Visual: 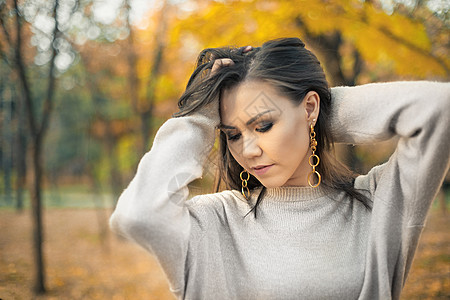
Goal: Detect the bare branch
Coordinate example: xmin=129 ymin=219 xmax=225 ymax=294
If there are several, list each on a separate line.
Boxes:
xmin=38 ymin=0 xmax=60 ymax=137
xmin=352 ymin=49 xmax=363 ymax=84
xmin=145 ymin=0 xmax=168 ymax=103
xmin=0 ymin=2 xmax=14 ymax=49
xmin=124 ymin=0 xmax=139 ymax=111
xmin=14 ymin=0 xmax=37 ymax=138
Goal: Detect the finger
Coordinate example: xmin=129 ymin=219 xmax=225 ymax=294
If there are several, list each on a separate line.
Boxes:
xmin=242 ymin=46 xmax=253 ymax=53
xmin=211 ymin=58 xmax=234 ymax=75
xmin=231 ymin=46 xmax=253 ymax=55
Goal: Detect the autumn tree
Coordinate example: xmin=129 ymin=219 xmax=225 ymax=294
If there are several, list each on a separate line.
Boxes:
xmin=123 ymin=0 xmax=170 ymax=154
xmin=72 ymin=1 xmax=183 ymax=196
xmin=0 ymin=0 xmax=81 ymax=293
xmin=169 ymin=0 xmax=448 ymax=83
xmin=78 ymin=47 xmax=130 ymax=200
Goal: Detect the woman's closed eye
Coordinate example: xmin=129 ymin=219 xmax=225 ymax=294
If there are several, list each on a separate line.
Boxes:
xmin=227 ymin=133 xmax=241 ymax=141
xmin=227 ymin=122 xmax=274 ymax=141
xmin=256 ymin=122 xmax=273 ymax=133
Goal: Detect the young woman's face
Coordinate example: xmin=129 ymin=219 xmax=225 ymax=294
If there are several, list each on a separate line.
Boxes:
xmin=220 ymin=80 xmax=320 ymax=188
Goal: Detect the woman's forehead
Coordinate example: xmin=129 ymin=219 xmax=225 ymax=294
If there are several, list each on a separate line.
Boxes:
xmin=220 ymin=80 xmax=287 ymax=124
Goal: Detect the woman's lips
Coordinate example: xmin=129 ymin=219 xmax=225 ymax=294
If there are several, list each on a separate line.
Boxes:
xmin=251 ymin=164 xmax=274 ymax=176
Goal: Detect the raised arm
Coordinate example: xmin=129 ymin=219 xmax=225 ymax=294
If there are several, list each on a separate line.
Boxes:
xmin=330 ymin=81 xmax=449 ymax=222
xmin=330 ymin=81 xmax=450 ymax=298
xmin=109 ymin=100 xmax=219 ymax=295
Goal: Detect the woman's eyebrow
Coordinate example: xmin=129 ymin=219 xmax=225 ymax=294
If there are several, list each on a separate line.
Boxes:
xmin=219 ymin=109 xmax=275 ymax=129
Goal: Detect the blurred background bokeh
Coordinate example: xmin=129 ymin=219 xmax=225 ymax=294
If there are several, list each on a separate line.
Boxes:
xmin=0 ymin=0 xmax=449 ymax=298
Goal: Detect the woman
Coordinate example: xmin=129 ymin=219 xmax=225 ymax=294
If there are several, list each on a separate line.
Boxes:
xmin=110 ymin=38 xmax=450 ymax=299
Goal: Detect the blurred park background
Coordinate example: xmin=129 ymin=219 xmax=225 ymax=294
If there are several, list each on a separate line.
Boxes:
xmin=0 ymin=0 xmax=449 ymax=298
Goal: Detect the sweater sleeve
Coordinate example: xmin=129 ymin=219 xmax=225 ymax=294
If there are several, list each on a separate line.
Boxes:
xmin=330 ymin=81 xmax=450 ymax=224
xmin=109 ymin=100 xmax=219 ymax=296
xmin=330 ymin=81 xmax=450 ymax=298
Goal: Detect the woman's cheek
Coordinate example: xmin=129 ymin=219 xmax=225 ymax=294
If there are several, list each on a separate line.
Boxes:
xmin=228 ymin=146 xmax=245 ymax=168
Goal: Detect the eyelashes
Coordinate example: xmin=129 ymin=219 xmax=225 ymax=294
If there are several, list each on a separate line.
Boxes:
xmin=227 ymin=134 xmax=240 ymax=141
xmin=256 ymin=122 xmax=273 ymax=133
xmin=227 ymin=122 xmax=274 ymax=141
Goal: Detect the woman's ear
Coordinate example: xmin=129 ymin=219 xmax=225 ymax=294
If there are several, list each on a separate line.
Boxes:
xmin=303 ymin=91 xmax=320 ymax=124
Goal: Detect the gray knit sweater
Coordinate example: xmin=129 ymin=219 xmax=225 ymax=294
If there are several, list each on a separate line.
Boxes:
xmin=110 ymin=81 xmax=450 ymax=300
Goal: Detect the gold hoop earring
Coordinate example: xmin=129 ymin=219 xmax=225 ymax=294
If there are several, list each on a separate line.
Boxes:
xmin=240 ymin=170 xmax=250 ymax=200
xmin=307 ymin=122 xmax=321 ymax=188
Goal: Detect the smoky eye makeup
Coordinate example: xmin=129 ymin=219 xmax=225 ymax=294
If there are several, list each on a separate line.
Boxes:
xmin=224 ymin=120 xmax=275 ymax=142
xmin=220 ymin=128 xmax=238 ymax=141
xmin=220 ymin=112 xmax=278 ymax=141
xmin=227 ymin=133 xmax=241 ymax=141
xmin=256 ymin=122 xmax=273 ymax=132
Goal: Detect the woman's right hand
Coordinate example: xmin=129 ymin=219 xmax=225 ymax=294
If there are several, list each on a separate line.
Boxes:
xmin=210 ymin=46 xmax=253 ymax=75
xmin=196 ymin=46 xmax=253 ymax=123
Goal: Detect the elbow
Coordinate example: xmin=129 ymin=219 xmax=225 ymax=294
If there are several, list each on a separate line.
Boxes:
xmin=109 ymin=212 xmax=156 ymax=254
xmin=430 ymin=82 xmax=450 ymax=118
xmin=109 ymin=211 xmax=143 ymax=239
xmin=109 ymin=211 xmax=128 ymax=237
xmin=415 ymin=82 xmax=450 ymax=132
xmin=429 ymin=92 xmax=450 ymax=133
xmin=109 ymin=186 xmax=150 ymax=238
xmin=109 ymin=192 xmax=166 ymax=240
xmin=109 ymin=208 xmax=162 ymax=243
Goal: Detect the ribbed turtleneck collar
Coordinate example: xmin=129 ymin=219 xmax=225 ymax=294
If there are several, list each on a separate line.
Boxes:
xmin=263 ymin=185 xmax=328 ymax=202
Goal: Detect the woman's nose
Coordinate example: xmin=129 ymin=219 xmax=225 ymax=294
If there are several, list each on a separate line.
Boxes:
xmin=242 ymin=133 xmax=262 ymax=158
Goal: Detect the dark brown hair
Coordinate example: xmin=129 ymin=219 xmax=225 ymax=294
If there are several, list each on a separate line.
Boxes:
xmin=173 ymin=37 xmax=371 ymax=217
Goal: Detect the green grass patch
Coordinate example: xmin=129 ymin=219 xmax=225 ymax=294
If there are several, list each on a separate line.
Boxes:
xmin=0 ymin=186 xmax=116 ymax=209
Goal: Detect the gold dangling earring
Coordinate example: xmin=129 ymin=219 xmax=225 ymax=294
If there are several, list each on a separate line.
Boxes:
xmin=307 ymin=120 xmax=321 ymax=188
xmin=240 ymin=170 xmax=250 ymax=200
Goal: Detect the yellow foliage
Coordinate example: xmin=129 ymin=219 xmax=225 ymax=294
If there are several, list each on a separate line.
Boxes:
xmin=155 ymin=74 xmax=178 ymax=104
xmin=117 ymin=134 xmax=139 ymax=172
xmin=168 ymin=0 xmax=448 ymax=80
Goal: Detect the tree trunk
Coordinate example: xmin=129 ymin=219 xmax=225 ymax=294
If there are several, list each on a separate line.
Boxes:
xmin=1 ymin=83 xmax=13 ymax=206
xmin=15 ymin=89 xmax=27 ymax=212
xmin=105 ymin=120 xmax=122 ymax=202
xmin=88 ymin=167 xmax=111 ymax=253
xmin=31 ymin=135 xmax=46 ymax=294
xmin=10 ymin=0 xmax=60 ymax=294
xmin=141 ymin=104 xmax=153 ymax=152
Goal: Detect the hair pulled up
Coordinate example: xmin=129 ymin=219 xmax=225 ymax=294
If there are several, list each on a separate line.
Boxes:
xmin=173 ymin=37 xmax=371 ymax=217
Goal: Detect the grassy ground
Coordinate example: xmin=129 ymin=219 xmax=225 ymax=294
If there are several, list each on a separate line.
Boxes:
xmin=0 ymin=208 xmax=174 ymax=300
xmin=0 ymin=204 xmax=448 ymax=299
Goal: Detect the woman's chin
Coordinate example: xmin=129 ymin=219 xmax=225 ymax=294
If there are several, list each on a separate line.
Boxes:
xmin=260 ymin=178 xmax=286 ymax=189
